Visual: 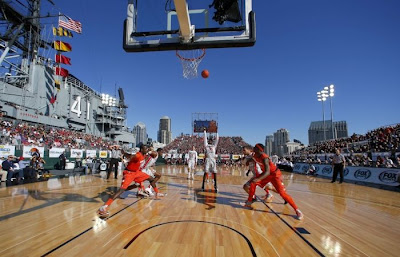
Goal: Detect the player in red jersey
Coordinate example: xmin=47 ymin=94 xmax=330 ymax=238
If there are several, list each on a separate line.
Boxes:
xmin=97 ymin=145 xmax=161 ymax=218
xmin=241 ymin=143 xmax=304 ymax=220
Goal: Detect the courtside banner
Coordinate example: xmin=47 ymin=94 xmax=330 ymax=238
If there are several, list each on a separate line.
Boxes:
xmin=0 ymin=145 xmax=15 ymax=158
xmin=70 ymin=149 xmax=84 ymax=158
xmin=49 ymin=147 xmax=65 ymax=158
xmin=294 ymin=163 xmax=400 ymax=186
xmin=99 ymin=151 xmax=108 ymax=158
xmin=293 ymin=163 xmax=304 ymax=173
xmin=86 ymin=149 xmax=97 ymax=158
xmin=219 ymin=154 xmax=230 ymax=160
xmin=232 ymin=155 xmax=241 ymax=160
xmin=23 ymin=146 xmax=45 ymax=158
xmin=198 ymin=153 xmax=205 ymax=159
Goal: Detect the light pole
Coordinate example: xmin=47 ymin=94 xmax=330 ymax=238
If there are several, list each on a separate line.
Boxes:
xmin=317 ymin=90 xmax=327 ymax=141
xmin=328 ymin=85 xmax=335 ymax=139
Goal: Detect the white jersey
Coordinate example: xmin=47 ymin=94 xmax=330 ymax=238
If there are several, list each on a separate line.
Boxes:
xmin=246 ymin=155 xmax=263 ymax=176
xmin=204 ymin=131 xmax=219 ymax=160
xmin=188 ymin=150 xmax=198 ymax=170
xmin=141 ymin=154 xmax=157 ymax=177
xmin=188 ymin=150 xmax=198 ymax=162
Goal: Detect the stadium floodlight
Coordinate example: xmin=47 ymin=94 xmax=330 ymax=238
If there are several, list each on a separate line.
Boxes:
xmin=101 ymin=94 xmax=117 ymax=107
xmin=317 ymin=90 xmax=327 ymax=141
xmin=317 ymin=84 xmax=336 ymax=141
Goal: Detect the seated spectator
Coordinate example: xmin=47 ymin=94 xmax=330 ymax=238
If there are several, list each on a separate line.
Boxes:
xmin=306 ymin=163 xmax=316 ymax=176
xmin=75 ymin=154 xmax=82 ymax=168
xmin=36 ymin=157 xmax=50 ymax=178
xmin=1 ymin=155 xmax=16 ymax=183
xmin=85 ymin=157 xmax=93 ymax=174
xmin=384 ymin=156 xmax=395 ymax=168
xmin=0 ymin=157 xmax=7 ymax=183
xmin=7 ymin=156 xmax=24 ymax=183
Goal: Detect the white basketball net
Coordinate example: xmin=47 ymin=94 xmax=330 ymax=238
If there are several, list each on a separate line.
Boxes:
xmin=176 ymin=49 xmax=206 ymax=79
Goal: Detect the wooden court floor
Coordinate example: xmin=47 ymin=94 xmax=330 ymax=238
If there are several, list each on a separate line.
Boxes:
xmin=0 ymin=165 xmax=399 ymax=257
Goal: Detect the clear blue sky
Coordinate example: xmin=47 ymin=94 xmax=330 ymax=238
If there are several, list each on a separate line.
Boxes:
xmin=39 ymin=0 xmax=400 ymax=145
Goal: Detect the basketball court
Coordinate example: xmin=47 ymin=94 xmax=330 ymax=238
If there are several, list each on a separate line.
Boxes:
xmin=0 ymin=165 xmax=399 ymax=256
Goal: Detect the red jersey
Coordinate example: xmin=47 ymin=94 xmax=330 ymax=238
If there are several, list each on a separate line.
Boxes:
xmin=126 ymin=152 xmax=145 ymax=172
xmin=253 ymin=153 xmax=278 ymax=174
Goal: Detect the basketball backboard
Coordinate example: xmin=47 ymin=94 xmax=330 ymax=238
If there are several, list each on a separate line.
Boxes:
xmin=123 ymin=0 xmax=255 ymax=52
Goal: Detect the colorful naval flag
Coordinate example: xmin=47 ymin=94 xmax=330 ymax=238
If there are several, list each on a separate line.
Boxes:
xmin=55 ymin=67 xmax=69 ymax=77
xmin=55 ymin=80 xmax=61 ymax=91
xmin=55 ymin=54 xmax=71 ymax=65
xmin=59 ymin=14 xmax=82 ymax=34
xmin=50 ymin=94 xmax=57 ymax=104
xmin=53 ymin=41 xmax=72 ymax=52
xmin=52 ymin=27 xmax=73 ymax=37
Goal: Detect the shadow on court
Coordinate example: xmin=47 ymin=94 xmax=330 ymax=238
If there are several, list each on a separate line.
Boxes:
xmin=0 ymin=187 xmax=118 ymax=222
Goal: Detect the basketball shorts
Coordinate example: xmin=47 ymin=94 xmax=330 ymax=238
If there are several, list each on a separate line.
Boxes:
xmin=188 ymin=160 xmax=196 ymax=170
xmin=205 ymin=159 xmax=217 ymax=173
xmin=121 ymin=170 xmax=150 ymax=190
xmin=142 ymin=168 xmax=156 ymax=178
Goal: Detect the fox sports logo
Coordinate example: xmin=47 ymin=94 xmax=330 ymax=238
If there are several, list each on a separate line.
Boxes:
xmin=322 ymin=166 xmax=332 ymax=174
xmin=354 ymin=169 xmax=371 ymax=180
xmin=379 ymin=171 xmax=398 ymax=183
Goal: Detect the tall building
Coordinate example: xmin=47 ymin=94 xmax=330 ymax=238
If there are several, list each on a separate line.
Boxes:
xmin=273 ymin=129 xmax=289 ymax=156
xmin=286 ymin=142 xmax=302 ymax=154
xmin=158 ymin=116 xmax=172 ymax=145
xmin=308 ymin=120 xmax=348 ymax=145
xmin=265 ymin=135 xmax=274 ymax=156
xmin=133 ymin=122 xmax=147 ymax=146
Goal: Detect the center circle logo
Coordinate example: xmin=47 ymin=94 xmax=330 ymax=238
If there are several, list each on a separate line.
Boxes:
xmin=354 ymin=169 xmax=371 ymax=180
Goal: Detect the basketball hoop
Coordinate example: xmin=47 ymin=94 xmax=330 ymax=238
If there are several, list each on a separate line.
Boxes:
xmin=176 ymin=49 xmax=206 ymax=79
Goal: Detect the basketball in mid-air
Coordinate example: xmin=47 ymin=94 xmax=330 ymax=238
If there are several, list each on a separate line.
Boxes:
xmin=201 ymin=70 xmax=209 ymax=79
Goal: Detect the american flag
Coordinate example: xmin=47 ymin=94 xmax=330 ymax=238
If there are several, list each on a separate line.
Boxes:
xmin=58 ymin=14 xmax=82 ymax=34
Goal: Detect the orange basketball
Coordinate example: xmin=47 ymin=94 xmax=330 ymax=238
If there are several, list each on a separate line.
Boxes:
xmin=201 ymin=70 xmax=209 ymax=78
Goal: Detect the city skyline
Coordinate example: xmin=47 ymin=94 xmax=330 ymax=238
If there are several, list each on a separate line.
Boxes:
xmin=39 ymin=0 xmax=400 ymax=146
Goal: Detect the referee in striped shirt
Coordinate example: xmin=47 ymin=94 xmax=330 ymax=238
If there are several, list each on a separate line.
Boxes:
xmin=107 ymin=146 xmax=121 ymax=179
xmin=331 ymin=148 xmax=346 ymax=184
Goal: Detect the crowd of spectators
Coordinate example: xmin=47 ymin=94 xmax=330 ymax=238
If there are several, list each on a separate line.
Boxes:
xmin=287 ymin=151 xmax=400 ymax=169
xmin=293 ymin=124 xmax=400 ymax=155
xmin=162 ymin=134 xmax=251 ymax=155
xmin=0 ymin=119 xmax=115 ymax=150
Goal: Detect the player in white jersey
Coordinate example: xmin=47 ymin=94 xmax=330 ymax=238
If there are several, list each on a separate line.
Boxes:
xmin=141 ymin=148 xmax=165 ymax=197
xmin=187 ymin=146 xmax=198 ymax=180
xmin=202 ymin=129 xmax=219 ymax=192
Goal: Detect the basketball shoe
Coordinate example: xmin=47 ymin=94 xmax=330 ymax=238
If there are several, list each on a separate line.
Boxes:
xmin=264 ymin=193 xmax=274 ymax=203
xmin=295 ymin=209 xmax=304 ymax=220
xmin=97 ymin=205 xmax=109 ymax=218
xmin=145 ymin=187 xmax=155 ymax=196
xmin=239 ymin=201 xmax=253 ymax=209
xmin=137 ymin=189 xmax=149 ymax=198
